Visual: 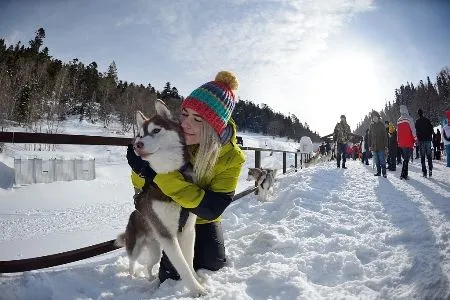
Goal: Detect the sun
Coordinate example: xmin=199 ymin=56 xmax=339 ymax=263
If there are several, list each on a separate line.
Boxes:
xmin=316 ymin=52 xmax=378 ymax=97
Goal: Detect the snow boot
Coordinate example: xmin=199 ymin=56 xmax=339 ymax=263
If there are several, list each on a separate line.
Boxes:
xmin=400 ymin=162 xmax=409 ymax=180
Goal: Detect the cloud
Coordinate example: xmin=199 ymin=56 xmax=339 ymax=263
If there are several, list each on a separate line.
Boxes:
xmin=109 ymin=0 xmax=376 ymax=134
xmin=4 ymin=30 xmax=21 ymax=46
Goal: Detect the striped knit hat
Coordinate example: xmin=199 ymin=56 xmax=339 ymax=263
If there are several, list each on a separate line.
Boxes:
xmin=181 ymin=71 xmax=239 ymax=135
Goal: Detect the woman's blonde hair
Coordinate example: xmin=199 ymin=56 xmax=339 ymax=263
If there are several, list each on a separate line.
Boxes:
xmin=191 ymin=121 xmax=221 ymax=184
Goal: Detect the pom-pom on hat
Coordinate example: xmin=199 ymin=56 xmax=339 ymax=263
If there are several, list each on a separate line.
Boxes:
xmin=181 ymin=71 xmax=239 ymax=135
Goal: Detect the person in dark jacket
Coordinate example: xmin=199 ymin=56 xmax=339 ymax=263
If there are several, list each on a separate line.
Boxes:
xmin=319 ymin=142 xmax=326 ymax=155
xmin=433 ymin=128 xmax=442 ymax=159
xmin=325 ymin=140 xmax=331 ymax=156
xmin=362 ymin=129 xmax=370 ymax=165
xmin=415 ymin=109 xmax=434 ymax=177
xmin=387 ymin=122 xmax=398 ymax=171
xmin=396 ymin=146 xmax=402 ymax=165
xmin=333 ymin=115 xmax=351 ymax=169
xmin=369 ymin=111 xmax=388 ymax=177
xmin=384 ymin=121 xmax=391 ymax=168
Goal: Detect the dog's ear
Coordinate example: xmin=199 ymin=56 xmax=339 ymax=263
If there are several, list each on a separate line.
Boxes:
xmin=155 ymin=99 xmax=172 ymax=119
xmin=136 ymin=111 xmax=147 ymax=128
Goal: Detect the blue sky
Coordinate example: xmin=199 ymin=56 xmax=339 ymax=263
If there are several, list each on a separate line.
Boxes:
xmin=1 ymin=0 xmax=449 ymax=136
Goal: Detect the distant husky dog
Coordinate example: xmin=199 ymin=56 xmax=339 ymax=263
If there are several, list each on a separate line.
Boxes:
xmin=246 ymin=167 xmax=277 ymax=202
xmin=304 ymin=151 xmax=330 ymax=168
xmin=115 ymin=100 xmax=206 ymax=296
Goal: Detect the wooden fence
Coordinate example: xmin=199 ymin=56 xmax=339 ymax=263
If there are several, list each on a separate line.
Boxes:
xmin=0 ymin=132 xmax=310 ymax=273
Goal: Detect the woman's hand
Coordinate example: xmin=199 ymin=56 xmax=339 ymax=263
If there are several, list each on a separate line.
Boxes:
xmin=126 ymin=144 xmax=157 ymax=180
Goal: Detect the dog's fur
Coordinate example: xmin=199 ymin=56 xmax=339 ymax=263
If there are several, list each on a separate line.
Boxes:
xmin=303 ymin=151 xmax=332 ymax=168
xmin=246 ymin=168 xmax=276 ymax=202
xmin=115 ymin=100 xmax=206 ymax=296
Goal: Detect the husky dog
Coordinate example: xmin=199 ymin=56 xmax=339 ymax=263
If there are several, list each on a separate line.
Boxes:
xmin=115 ymin=100 xmax=206 ymax=296
xmin=246 ymin=168 xmax=276 ymax=202
xmin=303 ymin=151 xmax=332 ymax=168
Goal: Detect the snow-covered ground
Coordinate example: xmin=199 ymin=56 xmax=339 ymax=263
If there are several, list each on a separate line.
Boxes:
xmin=1 ymin=119 xmax=449 ymax=300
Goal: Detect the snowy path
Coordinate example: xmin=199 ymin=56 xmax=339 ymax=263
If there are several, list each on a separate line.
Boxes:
xmin=1 ymin=159 xmax=450 ymax=299
xmin=224 ymin=160 xmax=450 ymax=299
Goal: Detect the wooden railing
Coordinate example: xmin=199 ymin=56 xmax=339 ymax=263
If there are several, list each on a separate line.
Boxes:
xmin=0 ymin=132 xmax=310 ymax=273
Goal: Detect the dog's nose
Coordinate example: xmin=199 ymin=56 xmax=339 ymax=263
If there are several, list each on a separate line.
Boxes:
xmin=134 ymin=141 xmax=144 ymax=149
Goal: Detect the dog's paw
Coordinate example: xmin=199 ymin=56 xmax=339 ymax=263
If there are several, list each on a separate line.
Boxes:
xmin=147 ymin=274 xmax=157 ymax=282
xmin=195 ymin=273 xmax=206 ymax=284
xmin=190 ymin=286 xmax=207 ymax=297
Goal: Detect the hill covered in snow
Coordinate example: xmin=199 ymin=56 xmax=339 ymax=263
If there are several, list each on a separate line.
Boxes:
xmin=1 ymin=118 xmax=449 ymax=299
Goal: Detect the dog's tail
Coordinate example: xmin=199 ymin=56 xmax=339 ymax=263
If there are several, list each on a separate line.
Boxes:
xmin=114 ymin=233 xmax=126 ymax=247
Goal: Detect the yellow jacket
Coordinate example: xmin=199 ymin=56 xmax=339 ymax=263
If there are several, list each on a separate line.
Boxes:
xmin=131 ymin=120 xmax=245 ymax=224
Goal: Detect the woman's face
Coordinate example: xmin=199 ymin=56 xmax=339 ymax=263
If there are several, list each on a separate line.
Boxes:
xmin=180 ymin=107 xmax=202 ymax=145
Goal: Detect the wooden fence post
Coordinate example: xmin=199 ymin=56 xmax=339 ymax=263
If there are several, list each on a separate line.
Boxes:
xmin=294 ymin=153 xmax=297 ymax=172
xmin=255 ymin=150 xmax=261 ymax=168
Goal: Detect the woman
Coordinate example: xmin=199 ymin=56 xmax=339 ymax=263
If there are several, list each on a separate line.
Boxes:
xmin=127 ymin=71 xmax=246 ymax=282
xmin=397 ymin=105 xmax=417 ymax=179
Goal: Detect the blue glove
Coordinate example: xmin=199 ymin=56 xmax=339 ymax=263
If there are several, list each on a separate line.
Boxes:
xmin=126 ymin=144 xmax=157 ymax=181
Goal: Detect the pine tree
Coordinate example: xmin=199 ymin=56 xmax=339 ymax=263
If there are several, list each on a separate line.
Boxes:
xmin=29 ymin=28 xmax=45 ymax=54
xmin=14 ymin=85 xmax=31 ymax=123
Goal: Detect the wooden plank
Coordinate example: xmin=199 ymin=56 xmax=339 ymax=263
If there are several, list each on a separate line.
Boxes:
xmin=0 ymin=240 xmax=121 ymax=273
xmin=0 ymin=186 xmax=258 ymax=273
xmin=0 ymin=132 xmax=132 ymax=146
xmin=0 ymin=132 xmax=301 ymax=153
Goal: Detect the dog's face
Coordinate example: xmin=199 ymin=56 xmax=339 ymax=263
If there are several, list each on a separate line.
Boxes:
xmin=266 ymin=169 xmax=277 ymax=178
xmin=247 ymin=167 xmax=262 ymax=181
xmin=133 ymin=100 xmax=187 ymax=173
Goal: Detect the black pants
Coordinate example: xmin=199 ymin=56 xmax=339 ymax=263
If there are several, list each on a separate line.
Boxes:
xmin=397 ymin=148 xmax=402 ymax=164
xmin=388 ymin=149 xmax=397 ymax=170
xmin=418 ymin=141 xmax=433 ymax=174
xmin=158 ymin=221 xmax=226 ymax=283
xmin=336 ymin=143 xmax=347 ymax=167
xmin=401 ymin=147 xmax=412 ymax=177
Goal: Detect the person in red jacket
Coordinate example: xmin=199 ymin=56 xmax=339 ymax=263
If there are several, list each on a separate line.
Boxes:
xmin=397 ymin=105 xmax=417 ymax=179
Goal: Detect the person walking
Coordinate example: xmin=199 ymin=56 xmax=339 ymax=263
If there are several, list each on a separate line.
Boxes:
xmin=369 ymin=111 xmax=388 ymax=177
xmin=387 ymin=122 xmax=398 ymax=171
xmin=333 ymin=115 xmax=351 ymax=169
xmin=362 ymin=129 xmax=370 ymax=165
xmin=325 ymin=140 xmax=331 ymax=156
xmin=397 ymin=105 xmax=417 ymax=179
xmin=433 ymin=128 xmax=442 ymax=160
xmin=443 ymin=108 xmax=450 ymax=167
xmin=415 ymin=109 xmax=434 ymax=177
